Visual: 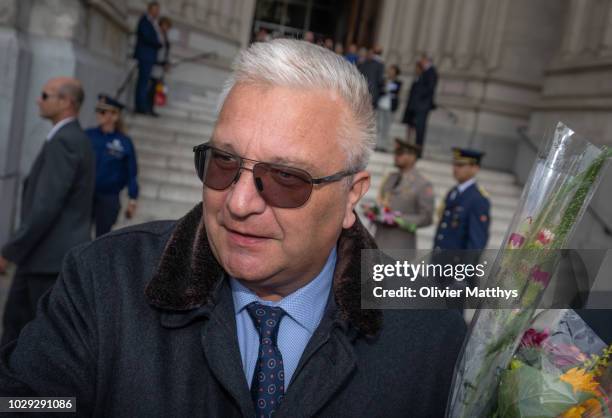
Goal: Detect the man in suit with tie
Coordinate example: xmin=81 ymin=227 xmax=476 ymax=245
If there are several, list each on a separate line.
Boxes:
xmin=0 ymin=77 xmax=95 ymax=344
xmin=0 ymin=41 xmax=465 ymax=416
xmin=133 ymin=1 xmax=162 ymax=115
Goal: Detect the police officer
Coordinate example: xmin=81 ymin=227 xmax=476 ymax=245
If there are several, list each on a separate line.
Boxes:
xmin=434 ymin=148 xmax=490 ymax=250
xmin=375 ymin=139 xmax=434 ymax=250
xmin=86 ymin=95 xmax=139 ymax=237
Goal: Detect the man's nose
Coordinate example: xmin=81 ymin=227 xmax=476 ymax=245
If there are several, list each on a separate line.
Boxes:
xmin=225 ymin=167 xmax=267 ymax=218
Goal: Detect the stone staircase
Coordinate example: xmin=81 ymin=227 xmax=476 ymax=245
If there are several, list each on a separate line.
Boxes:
xmin=120 ymin=93 xmax=522 ymax=250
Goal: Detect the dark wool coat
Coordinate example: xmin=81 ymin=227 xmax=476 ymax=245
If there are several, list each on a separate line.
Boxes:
xmin=0 ymin=204 xmax=465 ymax=417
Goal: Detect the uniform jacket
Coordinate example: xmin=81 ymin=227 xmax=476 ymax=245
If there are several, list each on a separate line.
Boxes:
xmin=434 ymin=182 xmax=490 ymax=250
xmin=375 ymin=168 xmax=434 ymax=250
xmin=133 ymin=14 xmax=162 ymax=63
xmin=0 ymin=204 xmax=466 ymax=417
xmin=1 ymin=120 xmax=95 ymax=274
xmin=86 ymin=127 xmax=139 ymax=199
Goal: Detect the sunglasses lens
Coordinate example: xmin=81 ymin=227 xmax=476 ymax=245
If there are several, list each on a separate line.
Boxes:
xmin=253 ymin=164 xmax=312 ymax=208
xmin=195 ymin=147 xmax=240 ymax=190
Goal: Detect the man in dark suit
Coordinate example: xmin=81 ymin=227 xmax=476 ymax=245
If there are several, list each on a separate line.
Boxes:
xmin=0 ymin=77 xmax=95 ymax=344
xmin=133 ymin=1 xmax=162 ymax=115
xmin=0 ymin=41 xmax=464 ymax=416
xmin=402 ymin=55 xmax=438 ymax=157
xmin=357 ymin=47 xmax=385 ymax=109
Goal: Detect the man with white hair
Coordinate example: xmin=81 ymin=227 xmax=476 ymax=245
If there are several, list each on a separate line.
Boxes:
xmin=0 ymin=40 xmax=465 ymax=416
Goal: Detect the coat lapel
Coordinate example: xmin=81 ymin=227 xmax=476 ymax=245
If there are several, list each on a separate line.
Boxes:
xmin=200 ymin=281 xmax=254 ymax=417
xmin=277 ymin=297 xmax=357 ymax=417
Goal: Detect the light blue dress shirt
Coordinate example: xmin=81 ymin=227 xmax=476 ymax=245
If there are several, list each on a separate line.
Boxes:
xmin=230 ymin=247 xmax=336 ymax=389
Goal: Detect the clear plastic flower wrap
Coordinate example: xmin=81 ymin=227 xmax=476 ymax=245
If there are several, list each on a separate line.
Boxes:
xmin=446 ymin=122 xmax=612 ymax=418
xmin=495 ymin=310 xmax=611 ymax=418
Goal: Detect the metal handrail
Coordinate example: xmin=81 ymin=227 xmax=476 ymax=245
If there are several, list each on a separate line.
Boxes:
xmin=114 ymin=51 xmax=218 ymax=99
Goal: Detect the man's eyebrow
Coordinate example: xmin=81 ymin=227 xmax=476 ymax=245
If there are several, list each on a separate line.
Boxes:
xmin=267 ymin=156 xmax=318 ymax=173
xmin=210 ymin=140 xmax=319 ymax=173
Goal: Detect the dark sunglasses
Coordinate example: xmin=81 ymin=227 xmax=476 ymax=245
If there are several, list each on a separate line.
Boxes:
xmin=41 ymin=91 xmax=59 ymax=101
xmin=95 ymin=108 xmax=117 ymax=115
xmin=193 ymin=144 xmax=358 ymax=208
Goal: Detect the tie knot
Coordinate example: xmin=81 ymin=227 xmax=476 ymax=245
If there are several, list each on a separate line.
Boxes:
xmin=246 ymin=302 xmax=286 ymax=344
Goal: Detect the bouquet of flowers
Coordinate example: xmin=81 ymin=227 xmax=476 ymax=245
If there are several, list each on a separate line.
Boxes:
xmin=361 ymin=202 xmax=417 ymax=232
xmin=495 ymin=310 xmax=612 ymax=418
xmin=447 ymin=122 xmax=612 ymax=417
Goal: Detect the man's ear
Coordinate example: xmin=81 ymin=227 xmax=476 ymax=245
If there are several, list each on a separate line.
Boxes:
xmin=342 ymin=171 xmax=370 ymax=229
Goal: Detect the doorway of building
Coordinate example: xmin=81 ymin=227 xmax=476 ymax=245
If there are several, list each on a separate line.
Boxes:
xmin=252 ymin=0 xmax=381 ymax=48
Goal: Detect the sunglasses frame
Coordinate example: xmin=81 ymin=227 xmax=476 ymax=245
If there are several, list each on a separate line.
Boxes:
xmin=41 ymin=91 xmax=61 ymax=101
xmin=95 ymin=108 xmax=118 ymax=115
xmin=193 ymin=143 xmax=359 ymax=208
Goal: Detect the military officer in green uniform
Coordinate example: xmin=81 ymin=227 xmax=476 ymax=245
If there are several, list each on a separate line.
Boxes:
xmin=374 ymin=139 xmax=434 ymax=250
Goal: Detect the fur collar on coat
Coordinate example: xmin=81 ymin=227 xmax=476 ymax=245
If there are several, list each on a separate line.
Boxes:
xmin=145 ymin=203 xmax=382 ymax=337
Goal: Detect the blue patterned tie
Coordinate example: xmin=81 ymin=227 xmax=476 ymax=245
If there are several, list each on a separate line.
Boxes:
xmin=246 ymin=302 xmax=286 ymax=417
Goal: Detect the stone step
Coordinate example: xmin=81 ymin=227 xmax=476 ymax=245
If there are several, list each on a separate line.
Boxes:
xmin=189 ymin=94 xmax=220 ymax=107
xmin=127 ymin=113 xmax=214 ymax=138
xmin=139 ymin=180 xmax=201 ymax=204
xmin=131 ymin=128 xmax=208 ymax=150
xmin=115 ymin=196 xmax=196 ymax=228
xmin=156 ymin=102 xmax=218 ymax=124
xmin=369 ymin=152 xmax=517 ymax=184
xmin=140 ymin=165 xmax=202 ymax=188
xmin=368 ymin=169 xmax=522 ymax=201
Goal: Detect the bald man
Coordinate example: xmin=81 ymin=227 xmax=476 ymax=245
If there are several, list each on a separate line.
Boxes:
xmin=0 ymin=77 xmax=95 ymax=344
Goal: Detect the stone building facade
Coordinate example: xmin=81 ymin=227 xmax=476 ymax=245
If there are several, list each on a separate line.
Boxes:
xmin=1 ymin=0 xmax=610 ymax=248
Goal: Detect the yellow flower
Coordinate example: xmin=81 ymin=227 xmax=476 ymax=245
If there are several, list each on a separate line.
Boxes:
xmin=559 ymin=367 xmax=599 ymax=395
xmin=560 ymin=398 xmax=602 ymax=418
xmin=561 ymin=405 xmax=585 ymax=418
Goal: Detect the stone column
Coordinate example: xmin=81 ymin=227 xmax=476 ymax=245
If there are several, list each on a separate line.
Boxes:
xmin=0 ymin=0 xmax=26 ymax=246
xmin=419 ymin=0 xmax=450 ymax=62
xmin=559 ymin=0 xmax=589 ymax=58
xmin=376 ymin=0 xmax=399 ymax=59
xmin=600 ymin=2 xmax=612 ymax=56
xmin=393 ymin=0 xmax=423 ymax=70
xmin=453 ymin=0 xmax=483 ymax=70
xmin=239 ymin=0 xmax=257 ymax=48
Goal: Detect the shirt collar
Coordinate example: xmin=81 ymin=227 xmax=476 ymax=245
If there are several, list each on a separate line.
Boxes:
xmin=230 ymin=247 xmax=337 ymax=334
xmin=46 ymin=117 xmax=76 ymax=141
xmin=457 ymin=177 xmax=476 ymax=194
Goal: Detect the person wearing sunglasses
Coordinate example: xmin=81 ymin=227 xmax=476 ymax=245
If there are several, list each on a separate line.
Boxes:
xmin=85 ymin=94 xmax=139 ymax=237
xmin=374 ymin=139 xmax=434 ymax=251
xmin=0 ymin=77 xmax=94 ymax=344
xmin=0 ymin=41 xmax=465 ymax=417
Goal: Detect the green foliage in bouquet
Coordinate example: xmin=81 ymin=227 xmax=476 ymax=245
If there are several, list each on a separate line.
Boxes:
xmin=447 ymin=123 xmax=612 ymax=418
xmin=496 ymin=362 xmax=594 ymax=418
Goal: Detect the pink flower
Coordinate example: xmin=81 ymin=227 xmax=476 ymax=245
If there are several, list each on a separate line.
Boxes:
xmin=381 ymin=207 xmax=398 ymax=225
xmin=520 ymin=328 xmax=549 ymax=348
xmin=535 ymin=229 xmax=555 ymax=246
xmin=543 ymin=342 xmax=588 ymax=368
xmin=530 ymin=265 xmax=551 ymax=286
xmin=508 ymin=233 xmax=526 ymax=249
